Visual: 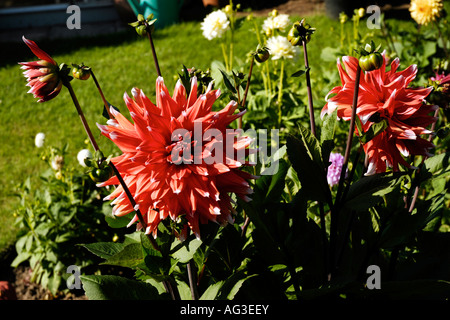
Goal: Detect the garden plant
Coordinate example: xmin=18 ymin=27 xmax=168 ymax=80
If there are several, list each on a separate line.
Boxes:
xmin=4 ymin=0 xmax=450 ymax=301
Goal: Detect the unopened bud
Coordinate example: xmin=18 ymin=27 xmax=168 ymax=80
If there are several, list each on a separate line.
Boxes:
xmin=254 ymin=46 xmax=270 ymax=63
xmin=71 ymin=63 xmax=91 ymax=80
xmin=287 ymin=19 xmax=316 ymax=46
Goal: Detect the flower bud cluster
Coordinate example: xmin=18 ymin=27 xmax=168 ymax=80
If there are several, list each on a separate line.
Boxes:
xmin=287 ymin=19 xmax=316 ymax=46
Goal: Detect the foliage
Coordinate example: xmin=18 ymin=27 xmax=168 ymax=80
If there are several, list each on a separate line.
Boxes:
xmin=11 ymin=144 xmax=127 ymax=295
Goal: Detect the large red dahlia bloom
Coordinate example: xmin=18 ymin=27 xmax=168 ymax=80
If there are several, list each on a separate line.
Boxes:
xmin=97 ymin=76 xmax=254 ymax=239
xmin=321 ymin=54 xmax=437 ymax=175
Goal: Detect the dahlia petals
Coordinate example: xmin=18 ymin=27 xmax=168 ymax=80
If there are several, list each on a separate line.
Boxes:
xmin=98 ymin=74 xmax=254 ymax=240
xmin=22 ymin=36 xmax=56 ymax=64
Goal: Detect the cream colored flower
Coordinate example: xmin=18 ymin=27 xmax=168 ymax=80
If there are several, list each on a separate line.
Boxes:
xmin=262 ymin=14 xmax=290 ymax=36
xmin=201 ymin=10 xmax=230 ymax=40
xmin=409 ymin=0 xmax=443 ymax=25
xmin=266 ymin=35 xmax=300 ymax=60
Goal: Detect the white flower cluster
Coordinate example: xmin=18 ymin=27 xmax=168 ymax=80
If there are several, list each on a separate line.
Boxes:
xmin=266 ymin=35 xmax=300 ymax=60
xmin=201 ymin=10 xmax=230 ymax=41
xmin=262 ymin=14 xmax=291 ymax=36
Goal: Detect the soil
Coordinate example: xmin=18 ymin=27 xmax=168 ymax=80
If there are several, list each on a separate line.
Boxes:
xmin=11 ymin=266 xmax=88 ymax=300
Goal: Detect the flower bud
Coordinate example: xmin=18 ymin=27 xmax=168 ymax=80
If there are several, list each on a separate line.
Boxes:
xmin=71 ymin=63 xmax=91 ymax=80
xmin=357 ymin=42 xmax=383 ymax=72
xmin=224 ymin=4 xmax=233 ymax=15
xmin=19 ymin=37 xmax=65 ymax=102
xmin=339 ymin=12 xmax=348 ymax=24
xmin=358 ymin=8 xmax=365 ymax=18
xmin=287 ymin=19 xmax=315 ymax=46
xmin=129 ymin=13 xmax=156 ymax=37
xmin=254 ymin=46 xmax=270 ymax=63
xmin=270 ymin=9 xmax=278 ymax=17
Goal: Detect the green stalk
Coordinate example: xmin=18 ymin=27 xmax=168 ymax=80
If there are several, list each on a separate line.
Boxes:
xmin=302 ymin=40 xmax=316 ymax=137
xmin=277 ymin=59 xmax=285 ymax=127
xmin=221 ymin=42 xmax=230 ymax=72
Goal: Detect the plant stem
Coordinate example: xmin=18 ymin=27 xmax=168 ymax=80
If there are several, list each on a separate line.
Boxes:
xmin=266 ymin=61 xmax=272 ymax=97
xmin=146 ymin=28 xmax=162 ymax=77
xmin=229 ymin=33 xmax=234 ymax=72
xmin=329 ymin=64 xmax=361 ymax=280
xmin=65 ymin=82 xmax=146 ymax=233
xmin=238 ymin=55 xmax=255 ymax=129
xmin=221 ymin=42 xmax=230 ymax=72
xmin=187 ymin=260 xmax=199 ymax=300
xmin=302 ymin=40 xmax=316 ymax=137
xmin=407 ymin=108 xmax=439 ymax=212
xmin=277 ymin=59 xmax=285 ymax=127
xmin=90 ymin=69 xmax=114 ymax=120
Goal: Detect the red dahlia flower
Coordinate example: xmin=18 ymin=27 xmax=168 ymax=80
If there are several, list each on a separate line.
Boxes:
xmin=321 ymin=54 xmax=437 ymax=175
xmin=19 ymin=36 xmax=63 ymax=102
xmin=97 ymin=76 xmax=254 ymax=239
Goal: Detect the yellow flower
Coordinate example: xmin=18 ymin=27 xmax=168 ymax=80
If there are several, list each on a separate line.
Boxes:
xmin=409 ymin=0 xmax=443 ymax=25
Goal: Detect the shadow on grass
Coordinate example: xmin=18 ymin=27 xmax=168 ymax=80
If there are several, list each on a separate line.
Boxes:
xmin=0 ymin=28 xmax=143 ymax=68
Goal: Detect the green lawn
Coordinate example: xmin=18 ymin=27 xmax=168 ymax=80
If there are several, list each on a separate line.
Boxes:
xmin=0 ymin=10 xmax=422 ymax=252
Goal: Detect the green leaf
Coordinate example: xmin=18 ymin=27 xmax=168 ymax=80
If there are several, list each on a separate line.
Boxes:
xmin=101 ymin=243 xmax=144 ymax=268
xmin=81 ymin=242 xmax=126 ymax=259
xmin=218 ymin=274 xmax=257 ymax=300
xmin=219 ymin=69 xmax=237 ymax=94
xmin=286 ymin=134 xmax=331 ymax=204
xmin=170 ymin=238 xmax=203 ymax=263
xmin=359 ymin=119 xmax=388 ymax=144
xmin=200 ymin=281 xmax=224 ymax=300
xmin=320 ymin=47 xmax=342 ymax=62
xmin=298 ymin=123 xmax=323 ymax=168
xmin=260 ymin=158 xmax=289 ymax=204
xmin=80 ymin=275 xmax=165 ymax=300
xmin=291 ymin=67 xmax=309 ymax=78
xmin=320 ymin=109 xmax=337 ymax=167
xmin=343 ymin=172 xmax=406 ymax=211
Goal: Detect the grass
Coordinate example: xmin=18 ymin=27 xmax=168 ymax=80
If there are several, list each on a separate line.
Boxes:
xmin=0 ymin=9 xmax=426 ymax=252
